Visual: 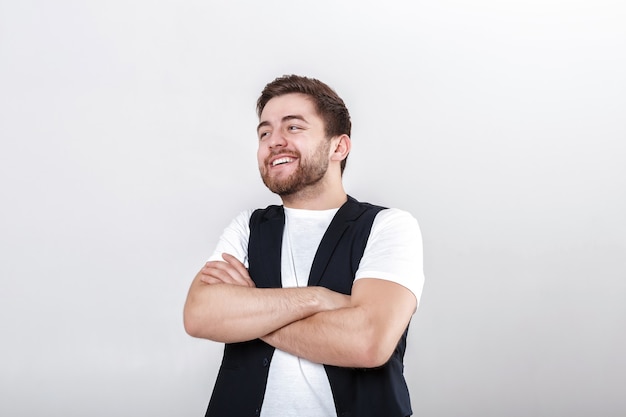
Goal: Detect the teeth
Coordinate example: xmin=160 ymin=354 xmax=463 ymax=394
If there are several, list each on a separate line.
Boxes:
xmin=272 ymin=157 xmax=293 ymax=166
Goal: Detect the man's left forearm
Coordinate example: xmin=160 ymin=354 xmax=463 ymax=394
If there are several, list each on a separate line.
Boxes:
xmin=262 ymin=305 xmax=387 ymax=368
xmin=261 ymin=278 xmax=416 ymax=368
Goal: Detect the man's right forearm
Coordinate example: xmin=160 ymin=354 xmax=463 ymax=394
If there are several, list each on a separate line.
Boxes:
xmin=183 ymin=272 xmax=345 ymax=343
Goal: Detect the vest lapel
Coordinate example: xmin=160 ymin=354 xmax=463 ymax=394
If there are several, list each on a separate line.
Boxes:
xmin=307 ymin=196 xmax=365 ymax=287
xmin=254 ymin=206 xmax=284 ymax=289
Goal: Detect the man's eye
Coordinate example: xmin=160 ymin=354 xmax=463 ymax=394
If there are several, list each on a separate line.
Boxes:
xmin=288 ymin=126 xmax=300 ymax=131
xmin=259 ymin=131 xmax=270 ymax=139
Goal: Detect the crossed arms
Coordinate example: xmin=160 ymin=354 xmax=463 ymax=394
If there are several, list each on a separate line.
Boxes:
xmin=183 ymin=253 xmax=417 ymax=368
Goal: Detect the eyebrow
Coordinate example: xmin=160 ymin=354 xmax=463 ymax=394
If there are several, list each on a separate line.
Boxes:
xmin=257 ymin=115 xmax=309 ymax=132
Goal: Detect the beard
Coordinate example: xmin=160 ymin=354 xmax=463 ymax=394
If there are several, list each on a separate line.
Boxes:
xmin=260 ymin=140 xmax=330 ymax=196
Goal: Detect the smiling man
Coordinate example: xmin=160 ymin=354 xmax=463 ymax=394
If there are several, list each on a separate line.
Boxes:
xmin=257 ymin=92 xmax=346 ymax=208
xmin=184 ymin=75 xmax=425 ymax=417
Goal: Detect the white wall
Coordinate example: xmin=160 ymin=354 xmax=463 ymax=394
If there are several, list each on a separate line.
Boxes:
xmin=1 ymin=1 xmax=624 ymax=416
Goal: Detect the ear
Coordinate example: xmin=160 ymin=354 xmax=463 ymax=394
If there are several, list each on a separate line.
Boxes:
xmin=330 ymin=134 xmax=351 ymax=162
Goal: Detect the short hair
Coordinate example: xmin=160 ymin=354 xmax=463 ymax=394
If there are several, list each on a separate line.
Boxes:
xmin=257 ymin=75 xmax=351 ymax=172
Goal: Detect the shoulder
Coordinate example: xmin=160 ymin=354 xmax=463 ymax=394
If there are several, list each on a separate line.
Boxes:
xmin=230 ymin=209 xmax=255 ymax=228
xmin=367 ymin=208 xmax=423 ymax=255
xmin=226 ymin=204 xmax=286 ymax=232
xmin=372 ymin=208 xmax=420 ymax=232
xmin=216 ymin=209 xmax=255 ymax=242
xmin=346 ymin=197 xmax=419 ymax=235
xmin=376 ymin=207 xmax=417 ymax=220
xmin=249 ymin=204 xmax=284 ymax=223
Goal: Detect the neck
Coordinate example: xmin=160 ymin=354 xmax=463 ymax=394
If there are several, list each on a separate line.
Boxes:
xmin=280 ymin=181 xmax=347 ymax=210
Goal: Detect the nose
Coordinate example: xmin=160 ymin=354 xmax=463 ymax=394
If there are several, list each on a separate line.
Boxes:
xmin=267 ymin=130 xmax=287 ymax=149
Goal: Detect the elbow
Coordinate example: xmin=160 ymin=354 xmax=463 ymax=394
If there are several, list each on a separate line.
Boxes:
xmin=183 ymin=301 xmax=230 ymax=342
xmin=355 ymin=341 xmax=393 ymax=368
xmin=351 ymin=327 xmax=395 ymax=368
xmin=183 ymin=301 xmax=215 ymax=339
xmin=183 ymin=306 xmax=203 ymax=338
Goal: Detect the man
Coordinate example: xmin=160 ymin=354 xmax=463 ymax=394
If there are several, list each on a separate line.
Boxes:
xmin=184 ymin=75 xmax=424 ymax=417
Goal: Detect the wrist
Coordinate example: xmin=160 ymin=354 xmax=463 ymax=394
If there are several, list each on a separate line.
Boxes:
xmin=300 ymin=286 xmax=326 ymax=315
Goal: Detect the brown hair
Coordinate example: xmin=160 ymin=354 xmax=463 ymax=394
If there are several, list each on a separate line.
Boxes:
xmin=257 ymin=75 xmax=351 ymax=173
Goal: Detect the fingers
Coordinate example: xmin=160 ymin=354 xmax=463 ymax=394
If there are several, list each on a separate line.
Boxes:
xmin=200 ymin=263 xmax=240 ymax=285
xmin=221 ymin=253 xmax=250 ymax=278
xmin=220 ymin=253 xmax=255 ymax=287
xmin=200 ymin=262 xmax=248 ymax=286
xmin=199 ymin=254 xmax=255 ymax=287
xmin=199 ymin=275 xmax=230 ymax=285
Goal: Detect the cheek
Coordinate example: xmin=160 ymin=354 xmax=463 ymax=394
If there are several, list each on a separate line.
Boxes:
xmin=257 ymin=148 xmax=271 ymax=172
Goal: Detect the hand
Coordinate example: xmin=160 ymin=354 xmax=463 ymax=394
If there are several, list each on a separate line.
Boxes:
xmin=199 ymin=253 xmax=255 ymax=287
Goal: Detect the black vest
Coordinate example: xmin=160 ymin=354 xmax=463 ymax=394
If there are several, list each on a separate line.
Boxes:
xmin=205 ymin=196 xmax=412 ymax=417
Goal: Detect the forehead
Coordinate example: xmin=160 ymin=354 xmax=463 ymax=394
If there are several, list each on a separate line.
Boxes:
xmin=259 ymin=93 xmax=320 ymax=122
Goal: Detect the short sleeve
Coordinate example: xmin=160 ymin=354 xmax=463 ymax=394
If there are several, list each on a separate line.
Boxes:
xmin=207 ymin=210 xmax=253 ymax=267
xmin=355 ymin=208 xmax=425 ymax=304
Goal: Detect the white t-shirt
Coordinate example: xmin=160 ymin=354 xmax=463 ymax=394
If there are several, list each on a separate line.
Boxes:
xmin=208 ymin=206 xmax=425 ymax=417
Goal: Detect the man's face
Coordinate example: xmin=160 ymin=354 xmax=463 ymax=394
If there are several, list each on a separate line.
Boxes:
xmin=257 ymin=93 xmax=331 ymax=196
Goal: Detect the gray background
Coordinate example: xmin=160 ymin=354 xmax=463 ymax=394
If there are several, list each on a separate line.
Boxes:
xmin=1 ymin=1 xmax=625 ymax=416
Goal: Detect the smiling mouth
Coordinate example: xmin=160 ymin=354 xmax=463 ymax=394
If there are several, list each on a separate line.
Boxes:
xmin=271 ymin=157 xmax=295 ymax=167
